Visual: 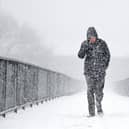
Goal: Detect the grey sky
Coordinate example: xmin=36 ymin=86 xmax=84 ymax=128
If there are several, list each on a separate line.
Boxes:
xmin=1 ymin=0 xmax=129 ymax=57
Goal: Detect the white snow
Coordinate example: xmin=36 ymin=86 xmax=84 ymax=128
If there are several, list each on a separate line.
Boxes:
xmin=0 ymin=82 xmax=129 ymax=129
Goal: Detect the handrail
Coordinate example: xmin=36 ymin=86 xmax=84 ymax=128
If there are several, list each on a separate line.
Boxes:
xmin=0 ymin=57 xmax=83 ymax=117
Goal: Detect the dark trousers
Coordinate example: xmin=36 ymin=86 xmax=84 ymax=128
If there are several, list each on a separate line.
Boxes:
xmin=85 ymin=74 xmax=105 ymax=115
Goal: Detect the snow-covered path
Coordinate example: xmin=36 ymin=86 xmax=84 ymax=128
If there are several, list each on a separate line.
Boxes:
xmin=0 ymin=86 xmax=129 ymax=129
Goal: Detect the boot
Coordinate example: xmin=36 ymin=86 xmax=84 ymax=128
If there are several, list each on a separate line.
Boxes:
xmin=87 ymin=113 xmax=95 ymax=118
xmin=97 ymin=109 xmax=104 ymax=116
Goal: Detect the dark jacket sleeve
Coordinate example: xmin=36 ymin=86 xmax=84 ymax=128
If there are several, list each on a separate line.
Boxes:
xmin=78 ymin=41 xmax=87 ymax=59
xmin=103 ymin=41 xmax=111 ymax=69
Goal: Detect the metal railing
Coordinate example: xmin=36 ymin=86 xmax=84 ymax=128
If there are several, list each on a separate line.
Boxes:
xmin=0 ymin=57 xmax=83 ymax=117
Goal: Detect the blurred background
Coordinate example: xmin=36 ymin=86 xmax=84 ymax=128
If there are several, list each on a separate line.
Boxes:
xmin=0 ymin=0 xmax=129 ymax=90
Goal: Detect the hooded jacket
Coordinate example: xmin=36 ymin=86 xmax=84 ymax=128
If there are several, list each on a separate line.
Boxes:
xmin=78 ymin=27 xmax=111 ymax=79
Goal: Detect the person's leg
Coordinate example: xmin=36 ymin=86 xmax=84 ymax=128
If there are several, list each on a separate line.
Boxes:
xmin=87 ymin=88 xmax=95 ymax=116
xmin=85 ymin=75 xmax=95 ymax=116
xmin=95 ymin=77 xmax=105 ymax=114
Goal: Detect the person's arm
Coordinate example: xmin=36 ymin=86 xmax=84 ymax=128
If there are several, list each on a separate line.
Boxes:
xmin=103 ymin=41 xmax=111 ymax=69
xmin=78 ymin=41 xmax=87 ymax=59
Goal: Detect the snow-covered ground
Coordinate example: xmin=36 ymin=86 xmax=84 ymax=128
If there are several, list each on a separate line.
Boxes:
xmin=0 ymin=82 xmax=129 ymax=129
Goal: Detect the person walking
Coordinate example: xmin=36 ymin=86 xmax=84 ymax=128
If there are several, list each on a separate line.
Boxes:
xmin=78 ymin=27 xmax=111 ymax=117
